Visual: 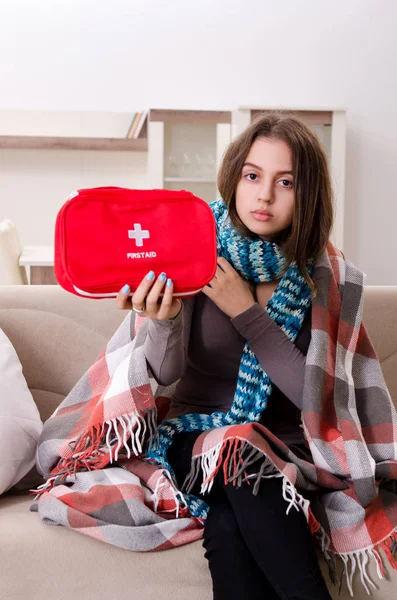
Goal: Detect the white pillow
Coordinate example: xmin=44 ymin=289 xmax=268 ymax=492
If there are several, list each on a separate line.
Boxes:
xmin=0 ymin=328 xmax=43 ymax=495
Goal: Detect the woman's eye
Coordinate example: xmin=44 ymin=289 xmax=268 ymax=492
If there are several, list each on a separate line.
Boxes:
xmin=280 ymin=179 xmax=293 ymax=188
xmin=245 ymin=173 xmax=258 ymax=181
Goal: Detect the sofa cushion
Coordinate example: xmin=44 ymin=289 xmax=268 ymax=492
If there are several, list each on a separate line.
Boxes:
xmin=1 ymin=493 xmax=397 ymax=600
xmin=0 ymin=328 xmax=43 ymax=494
xmin=0 ymin=494 xmax=213 ymax=600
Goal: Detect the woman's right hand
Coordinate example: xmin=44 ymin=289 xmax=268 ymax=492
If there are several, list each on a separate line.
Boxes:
xmin=116 ymin=270 xmax=182 ymax=320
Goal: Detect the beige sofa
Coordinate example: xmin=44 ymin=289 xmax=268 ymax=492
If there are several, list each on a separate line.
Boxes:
xmin=1 ymin=284 xmax=397 ymax=600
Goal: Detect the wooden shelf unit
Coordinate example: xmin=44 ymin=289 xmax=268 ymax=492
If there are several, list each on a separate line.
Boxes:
xmin=0 ymin=114 xmax=148 ymax=151
xmin=0 ymin=135 xmax=148 ymax=151
xmin=2 ymin=107 xmax=346 ymax=257
xmin=249 ymin=108 xmax=333 ymax=126
xmin=148 ymin=109 xmax=232 ymax=204
xmin=149 ymin=109 xmax=231 ymax=124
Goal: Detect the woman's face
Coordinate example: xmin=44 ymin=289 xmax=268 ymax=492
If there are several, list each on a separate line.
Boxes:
xmin=235 ymin=137 xmax=295 ymax=242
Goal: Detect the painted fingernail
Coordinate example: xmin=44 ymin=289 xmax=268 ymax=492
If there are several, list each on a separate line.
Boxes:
xmin=146 ymin=270 xmax=155 ymax=280
xmin=166 ymin=278 xmax=172 ymax=287
xmin=159 ymin=272 xmax=166 ymax=281
xmin=121 ymin=284 xmax=130 ymax=294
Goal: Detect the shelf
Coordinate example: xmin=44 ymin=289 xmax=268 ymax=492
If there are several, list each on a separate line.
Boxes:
xmin=164 ymin=177 xmax=216 ymax=183
xmin=249 ymin=109 xmax=333 ymax=126
xmin=0 ymin=135 xmax=148 ymax=151
xmin=150 ymin=109 xmax=231 ymax=124
xmin=19 ymin=245 xmax=54 ymax=267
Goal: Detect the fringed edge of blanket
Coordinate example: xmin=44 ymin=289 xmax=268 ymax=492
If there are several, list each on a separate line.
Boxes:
xmin=315 ymin=523 xmax=397 ymax=597
xmin=30 ymin=407 xmax=159 ymax=500
xmin=181 ymin=436 xmax=397 ymax=598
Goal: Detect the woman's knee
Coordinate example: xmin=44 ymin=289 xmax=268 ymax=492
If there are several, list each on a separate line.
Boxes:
xmin=203 ymin=501 xmax=241 ymax=550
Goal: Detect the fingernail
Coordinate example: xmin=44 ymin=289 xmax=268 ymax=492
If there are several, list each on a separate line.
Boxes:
xmin=146 ymin=270 xmax=155 ymax=280
xmin=121 ymin=284 xmax=130 ymax=294
xmin=166 ymin=278 xmax=172 ymax=287
xmin=159 ymin=272 xmax=166 ymax=281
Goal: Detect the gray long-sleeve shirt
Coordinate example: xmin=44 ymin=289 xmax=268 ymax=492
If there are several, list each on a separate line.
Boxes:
xmin=144 ymin=292 xmax=312 ymax=445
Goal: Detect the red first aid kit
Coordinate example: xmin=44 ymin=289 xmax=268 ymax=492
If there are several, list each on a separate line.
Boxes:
xmin=54 ymin=187 xmax=218 ymax=299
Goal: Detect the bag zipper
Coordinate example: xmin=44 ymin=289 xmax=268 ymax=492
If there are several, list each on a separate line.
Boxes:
xmin=73 ymin=285 xmax=204 ymax=298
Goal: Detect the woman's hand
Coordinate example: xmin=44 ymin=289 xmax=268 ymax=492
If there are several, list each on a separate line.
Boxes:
xmin=202 ymin=257 xmax=256 ymax=319
xmin=116 ymin=271 xmax=182 ymax=320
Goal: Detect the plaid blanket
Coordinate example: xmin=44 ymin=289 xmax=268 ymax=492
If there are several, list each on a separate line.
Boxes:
xmin=30 ymin=241 xmax=397 ymax=597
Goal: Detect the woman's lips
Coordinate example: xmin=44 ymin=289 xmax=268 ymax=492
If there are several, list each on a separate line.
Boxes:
xmin=252 ymin=212 xmax=272 ymax=222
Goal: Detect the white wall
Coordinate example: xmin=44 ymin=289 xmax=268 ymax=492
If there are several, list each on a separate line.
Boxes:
xmin=0 ymin=0 xmax=396 ymax=284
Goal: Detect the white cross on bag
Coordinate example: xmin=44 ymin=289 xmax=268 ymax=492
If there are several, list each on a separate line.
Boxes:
xmin=128 ymin=223 xmax=150 ymax=247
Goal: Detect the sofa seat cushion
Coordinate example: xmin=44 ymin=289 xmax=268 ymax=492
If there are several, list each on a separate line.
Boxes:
xmin=0 ymin=493 xmax=212 ymax=600
xmin=2 ymin=492 xmax=397 ymax=600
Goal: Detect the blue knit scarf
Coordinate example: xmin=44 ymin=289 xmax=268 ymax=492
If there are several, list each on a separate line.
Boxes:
xmin=144 ymin=198 xmax=313 ymax=518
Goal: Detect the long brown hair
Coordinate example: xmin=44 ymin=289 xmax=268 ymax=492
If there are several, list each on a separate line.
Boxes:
xmin=217 ymin=110 xmax=334 ymax=297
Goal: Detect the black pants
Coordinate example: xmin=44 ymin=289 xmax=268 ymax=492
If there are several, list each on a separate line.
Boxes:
xmin=168 ymin=431 xmax=332 ymax=600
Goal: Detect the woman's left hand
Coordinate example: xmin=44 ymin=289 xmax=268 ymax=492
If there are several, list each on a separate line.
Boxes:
xmin=202 ymin=257 xmax=256 ymax=319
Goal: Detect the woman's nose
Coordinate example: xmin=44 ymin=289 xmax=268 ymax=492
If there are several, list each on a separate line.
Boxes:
xmin=257 ymin=181 xmax=274 ymax=203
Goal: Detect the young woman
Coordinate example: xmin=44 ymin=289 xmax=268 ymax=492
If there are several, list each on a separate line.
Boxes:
xmin=116 ymin=112 xmax=333 ymax=599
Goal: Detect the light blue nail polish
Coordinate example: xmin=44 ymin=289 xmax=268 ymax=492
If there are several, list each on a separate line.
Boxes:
xmin=159 ymin=272 xmax=166 ymax=281
xmin=146 ymin=270 xmax=155 ymax=280
xmin=121 ymin=284 xmax=130 ymax=294
xmin=166 ymin=278 xmax=172 ymax=287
